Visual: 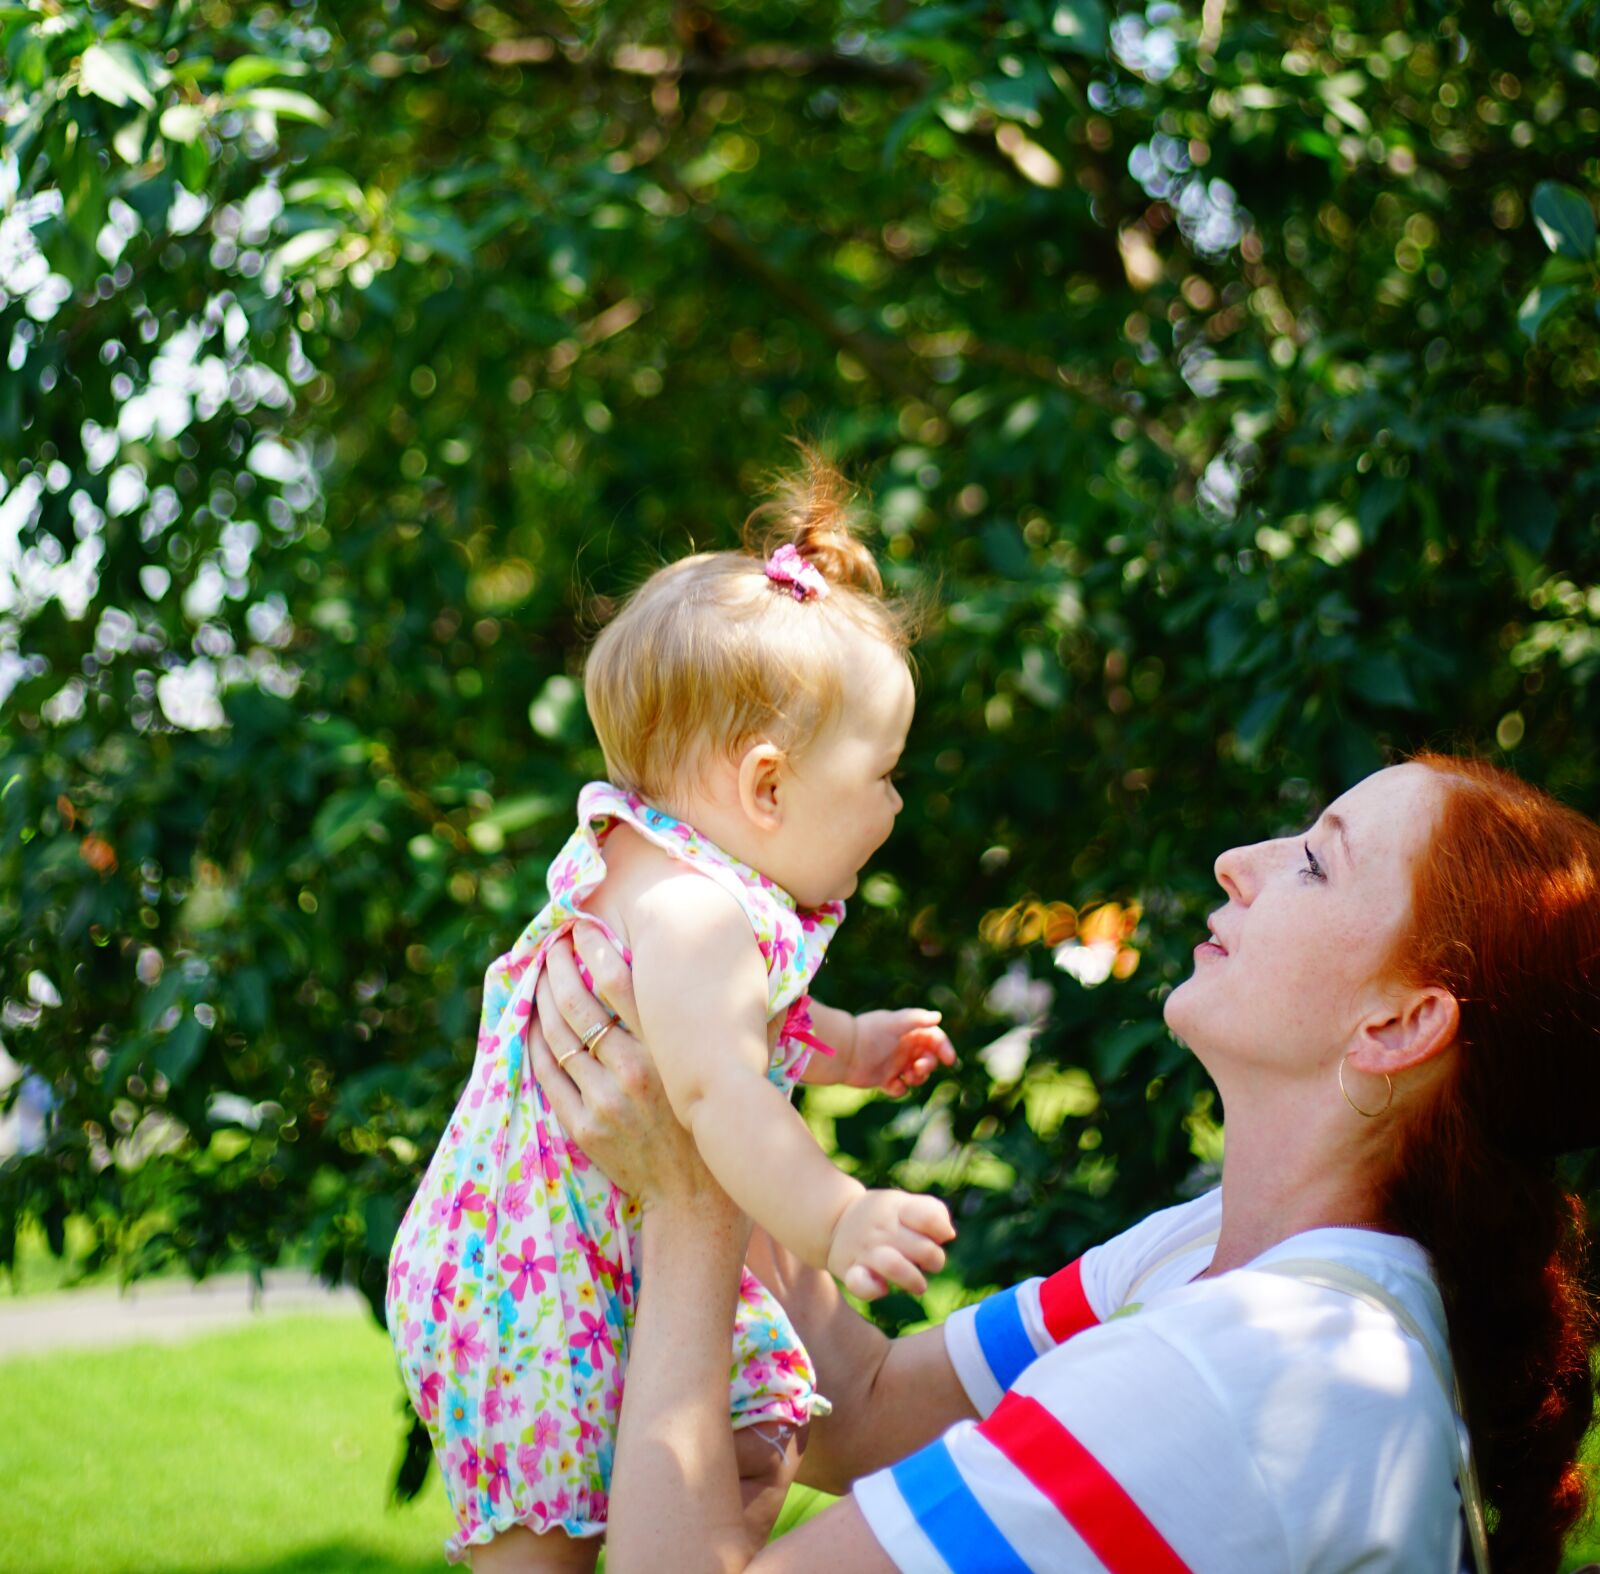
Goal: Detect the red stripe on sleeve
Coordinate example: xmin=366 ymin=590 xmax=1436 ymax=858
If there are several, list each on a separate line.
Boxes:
xmin=1039 ymin=1257 xmax=1099 ymax=1344
xmin=978 ymin=1392 xmax=1195 ymax=1574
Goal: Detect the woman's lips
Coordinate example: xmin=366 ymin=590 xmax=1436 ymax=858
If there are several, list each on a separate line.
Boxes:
xmin=1195 ymin=939 xmax=1227 ymax=958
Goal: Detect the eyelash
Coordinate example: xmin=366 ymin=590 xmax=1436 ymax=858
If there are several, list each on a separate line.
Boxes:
xmin=1301 ymin=842 xmax=1325 ymax=882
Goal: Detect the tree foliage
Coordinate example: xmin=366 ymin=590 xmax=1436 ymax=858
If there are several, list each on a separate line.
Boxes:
xmin=5 ymin=0 xmax=1600 ymax=1444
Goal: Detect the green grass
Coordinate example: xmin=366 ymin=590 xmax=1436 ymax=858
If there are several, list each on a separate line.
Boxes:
xmin=0 ymin=1312 xmax=457 ymax=1574
xmin=0 ymin=1308 xmax=833 ymax=1574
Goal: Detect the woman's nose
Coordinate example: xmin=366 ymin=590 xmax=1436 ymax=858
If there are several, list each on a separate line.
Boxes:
xmin=1213 ymin=840 xmax=1260 ymax=904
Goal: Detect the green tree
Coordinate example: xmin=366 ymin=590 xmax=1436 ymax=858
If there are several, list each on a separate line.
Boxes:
xmin=4 ymin=0 xmax=1600 ymax=1487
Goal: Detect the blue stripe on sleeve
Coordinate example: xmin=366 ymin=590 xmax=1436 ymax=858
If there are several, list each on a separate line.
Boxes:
xmin=973 ymin=1286 xmax=1038 ymax=1391
xmin=892 ymin=1437 xmax=1032 ymax=1573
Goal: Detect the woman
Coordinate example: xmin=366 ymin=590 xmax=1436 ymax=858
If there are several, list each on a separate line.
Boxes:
xmin=522 ymin=756 xmax=1600 ymax=1573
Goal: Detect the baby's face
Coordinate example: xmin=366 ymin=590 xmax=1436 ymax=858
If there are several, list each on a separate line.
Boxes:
xmin=775 ymin=634 xmax=914 ymax=907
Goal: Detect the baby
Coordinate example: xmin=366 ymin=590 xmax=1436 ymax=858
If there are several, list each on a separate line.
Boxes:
xmin=384 ymin=449 xmax=956 ymax=1568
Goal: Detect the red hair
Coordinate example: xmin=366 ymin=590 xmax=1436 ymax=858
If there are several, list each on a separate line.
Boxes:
xmin=1382 ymin=753 xmax=1600 ymax=1569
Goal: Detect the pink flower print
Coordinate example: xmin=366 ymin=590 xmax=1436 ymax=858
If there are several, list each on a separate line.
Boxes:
xmin=535 ymin=1127 xmax=563 ymax=1184
xmin=448 ymin=1179 xmax=488 ymax=1229
xmin=745 ymin=1358 xmax=771 ymax=1385
xmin=502 ymin=1179 xmax=531 ymax=1223
xmin=418 ymin=1370 xmax=443 ymax=1422
xmin=502 ymin=1238 xmax=558 ymax=1300
xmin=534 ymin=1411 xmax=560 ymax=1455
xmin=550 ymin=1487 xmax=572 ymax=1518
xmin=578 ymin=1234 xmax=621 ymax=1288
xmin=575 ymin=1413 xmax=603 ymax=1449
xmin=551 ymin=862 xmax=578 ymax=897
xmin=483 ymin=1199 xmax=498 ymax=1244
xmin=768 ymin=935 xmax=794 ymax=971
xmin=568 ymin=1309 xmax=614 ymax=1365
xmin=507 ymin=1394 xmax=524 ymax=1420
xmin=388 ymin=1253 xmax=410 ymax=1307
xmin=404 ymin=1320 xmax=423 ymax=1353
xmin=456 ymin=1440 xmax=483 ymax=1490
xmin=407 ymin=1264 xmax=429 ymax=1301
xmin=448 ymin=1318 xmax=488 ymax=1374
xmin=489 ymin=1077 xmax=508 ymax=1103
xmin=427 ymin=1194 xmax=452 ymax=1229
xmin=770 ymin=1347 xmax=804 ymax=1378
xmin=484 ymin=1387 xmax=504 ymax=1425
xmin=468 ymin=1083 xmax=487 ymax=1111
xmin=431 ymin=1263 xmax=458 ymax=1322
xmin=517 ymin=1443 xmax=543 ymax=1484
xmin=477 ymin=1023 xmax=501 ymax=1057
xmin=603 ymin=1367 xmax=625 ymax=1417
xmin=485 ymin=1443 xmax=512 ymax=1505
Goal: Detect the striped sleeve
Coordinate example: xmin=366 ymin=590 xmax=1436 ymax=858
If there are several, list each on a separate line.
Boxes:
xmin=856 ymin=1319 xmax=1288 ymax=1573
xmin=944 ymin=1257 xmax=1104 ymax=1417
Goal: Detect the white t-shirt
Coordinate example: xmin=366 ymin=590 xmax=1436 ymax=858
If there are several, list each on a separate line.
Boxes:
xmin=853 ymin=1188 xmax=1471 ymax=1573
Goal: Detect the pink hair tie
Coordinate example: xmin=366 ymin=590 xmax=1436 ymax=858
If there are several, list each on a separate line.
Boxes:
xmin=764 ymin=543 xmax=829 ymax=602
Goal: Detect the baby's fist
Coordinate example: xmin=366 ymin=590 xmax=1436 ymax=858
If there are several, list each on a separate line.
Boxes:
xmin=851 ymin=1008 xmax=958 ymax=1097
xmin=827 ymin=1188 xmax=956 ymax=1300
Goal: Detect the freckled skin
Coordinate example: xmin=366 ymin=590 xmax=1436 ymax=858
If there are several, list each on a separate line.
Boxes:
xmin=1165 ymin=763 xmax=1445 ymax=1085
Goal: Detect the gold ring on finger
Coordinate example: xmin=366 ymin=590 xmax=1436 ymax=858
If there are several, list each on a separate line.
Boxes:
xmin=555 ymin=1044 xmax=583 ymax=1068
xmin=580 ymin=1013 xmax=620 ymax=1053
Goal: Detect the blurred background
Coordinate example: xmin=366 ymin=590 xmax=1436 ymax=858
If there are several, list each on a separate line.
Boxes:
xmin=4 ymin=0 xmax=1600 ymax=1568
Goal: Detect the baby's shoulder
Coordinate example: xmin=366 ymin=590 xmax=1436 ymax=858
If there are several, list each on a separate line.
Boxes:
xmin=603 ymin=824 xmax=754 ymax=942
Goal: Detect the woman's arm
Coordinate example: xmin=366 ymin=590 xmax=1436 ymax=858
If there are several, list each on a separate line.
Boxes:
xmin=527 ymin=972 xmax=900 ymax=1573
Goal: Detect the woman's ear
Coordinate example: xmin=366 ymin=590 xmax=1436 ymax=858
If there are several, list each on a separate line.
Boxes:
xmin=736 ymin=742 xmax=786 ymax=831
xmin=1349 ymin=985 xmax=1459 ymax=1078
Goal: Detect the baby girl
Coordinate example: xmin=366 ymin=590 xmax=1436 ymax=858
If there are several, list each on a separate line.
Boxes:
xmin=384 ymin=449 xmax=956 ymax=1568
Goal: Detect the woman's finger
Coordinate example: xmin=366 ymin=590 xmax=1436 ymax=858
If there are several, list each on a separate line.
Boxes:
xmin=534 ymin=959 xmax=586 ymax=1066
xmin=542 ymin=935 xmax=619 ymax=1045
xmin=529 ymin=1019 xmax=589 ymax=1136
xmin=572 ymin=923 xmax=641 ymax=1038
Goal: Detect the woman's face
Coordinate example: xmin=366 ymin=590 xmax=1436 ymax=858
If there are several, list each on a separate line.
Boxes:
xmin=1163 ymin=763 xmax=1444 ymax=1080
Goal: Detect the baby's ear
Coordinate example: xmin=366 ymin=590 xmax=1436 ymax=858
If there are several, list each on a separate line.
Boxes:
xmin=736 ymin=741 xmax=786 ymax=830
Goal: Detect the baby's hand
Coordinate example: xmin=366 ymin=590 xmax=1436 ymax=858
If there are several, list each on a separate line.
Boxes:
xmin=827 ymin=1187 xmax=956 ymax=1299
xmin=847 ymin=1009 xmax=957 ymax=1097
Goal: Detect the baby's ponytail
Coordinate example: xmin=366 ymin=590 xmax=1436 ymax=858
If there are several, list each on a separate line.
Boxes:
xmin=746 ymin=441 xmax=885 ymax=596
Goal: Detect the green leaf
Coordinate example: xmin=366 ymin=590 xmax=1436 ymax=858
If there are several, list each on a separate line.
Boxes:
xmin=79 ymin=41 xmax=167 ymax=110
xmin=1531 ymin=181 xmax=1596 ymax=260
xmin=1051 ymin=0 xmax=1108 ymax=57
xmin=159 ymin=103 xmax=208 ymax=145
xmin=1093 ymin=1019 xmax=1166 ymax=1082
xmin=1357 ymin=476 xmax=1405 ymax=543
xmin=221 ymin=54 xmax=310 ymax=95
xmin=154 ymin=1015 xmax=207 ymax=1086
xmin=232 ymin=86 xmax=330 ymax=124
xmin=1347 ymin=653 xmax=1419 ymax=710
xmin=1205 ymin=605 xmax=1252 ymax=677
xmin=1233 ymin=687 xmax=1291 ymax=758
xmin=1504 ymin=482 xmax=1557 ymax=559
xmin=1517 ymin=283 xmax=1574 ymax=338
xmin=311 ymin=787 xmax=385 ymax=856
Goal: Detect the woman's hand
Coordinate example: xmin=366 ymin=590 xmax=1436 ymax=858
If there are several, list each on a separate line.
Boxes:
xmin=530 ymin=926 xmax=739 ymax=1229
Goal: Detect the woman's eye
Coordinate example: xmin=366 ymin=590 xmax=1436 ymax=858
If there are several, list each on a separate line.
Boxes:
xmin=1301 ymin=842 xmax=1325 ymax=882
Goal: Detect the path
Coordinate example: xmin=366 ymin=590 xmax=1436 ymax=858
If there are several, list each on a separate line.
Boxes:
xmin=0 ymin=1268 xmax=369 ymax=1359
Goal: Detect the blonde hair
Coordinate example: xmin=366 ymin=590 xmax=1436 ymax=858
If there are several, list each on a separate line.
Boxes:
xmin=583 ymin=445 xmax=916 ymax=803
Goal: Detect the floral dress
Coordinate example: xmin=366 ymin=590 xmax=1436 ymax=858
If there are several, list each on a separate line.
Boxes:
xmin=384 ymin=782 xmax=846 ymax=1562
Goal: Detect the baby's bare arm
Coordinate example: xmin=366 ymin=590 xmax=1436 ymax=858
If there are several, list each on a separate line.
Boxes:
xmin=627 ymin=874 xmax=865 ymax=1268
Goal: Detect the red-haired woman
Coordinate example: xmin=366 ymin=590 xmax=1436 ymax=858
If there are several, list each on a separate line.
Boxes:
xmin=514 ymin=756 xmax=1598 ymax=1574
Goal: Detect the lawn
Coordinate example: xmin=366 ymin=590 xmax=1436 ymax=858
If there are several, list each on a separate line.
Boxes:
xmin=2 ymin=1284 xmax=1597 ymax=1572
xmin=0 ymin=1308 xmax=833 ymax=1574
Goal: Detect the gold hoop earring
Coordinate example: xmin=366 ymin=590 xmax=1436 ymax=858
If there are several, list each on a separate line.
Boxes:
xmin=1338 ymin=1054 xmax=1394 ymax=1119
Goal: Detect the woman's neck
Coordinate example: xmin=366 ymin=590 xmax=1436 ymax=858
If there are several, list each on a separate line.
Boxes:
xmin=1202 ymin=1093 xmax=1389 ymax=1278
